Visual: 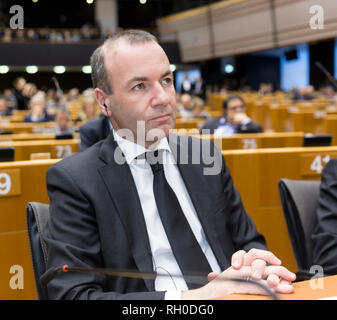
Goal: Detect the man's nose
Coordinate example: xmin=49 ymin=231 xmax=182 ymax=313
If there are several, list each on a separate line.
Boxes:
xmin=151 ymin=83 xmax=171 ymax=107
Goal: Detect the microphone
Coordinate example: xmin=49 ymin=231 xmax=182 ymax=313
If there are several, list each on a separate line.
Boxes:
xmin=315 ymin=61 xmax=337 ymax=90
xmin=51 ymin=76 xmax=67 ymax=109
xmin=40 ymin=265 xmax=279 ymax=300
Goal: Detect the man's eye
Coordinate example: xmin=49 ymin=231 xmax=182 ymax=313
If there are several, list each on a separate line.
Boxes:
xmin=162 ymin=78 xmax=172 ymax=85
xmin=133 ymin=83 xmax=145 ymax=91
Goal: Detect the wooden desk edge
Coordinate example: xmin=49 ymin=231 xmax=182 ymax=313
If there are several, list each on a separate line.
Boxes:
xmin=214 ymin=275 xmax=337 ymax=300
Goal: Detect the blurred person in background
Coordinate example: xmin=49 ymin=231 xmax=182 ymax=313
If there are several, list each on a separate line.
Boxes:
xmin=66 ymin=88 xmax=80 ymax=102
xmin=13 ymin=77 xmax=27 ymax=110
xmin=75 ymin=95 xmax=101 ymax=123
xmin=24 ymin=91 xmax=55 ymax=123
xmin=181 ymin=73 xmax=192 ymax=94
xmin=191 ymin=76 xmax=206 ymax=101
xmin=201 ymin=95 xmax=262 ymax=136
xmin=177 ymin=93 xmax=194 ymax=119
xmin=0 ymin=95 xmax=12 ymax=116
xmin=44 ymin=107 xmax=75 ymax=136
xmin=292 ymin=85 xmax=315 ymax=101
xmin=3 ymin=89 xmax=17 ymax=110
xmin=22 ymin=83 xmax=38 ymax=109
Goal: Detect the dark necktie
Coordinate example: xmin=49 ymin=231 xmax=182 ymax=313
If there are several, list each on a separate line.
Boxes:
xmin=146 ymin=150 xmax=212 ymax=289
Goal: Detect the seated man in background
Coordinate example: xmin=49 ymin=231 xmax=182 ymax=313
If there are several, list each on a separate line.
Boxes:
xmin=177 ymin=93 xmax=195 ymax=119
xmin=0 ymin=95 xmax=13 ymax=116
xmin=201 ymin=95 xmax=262 ymax=136
xmin=24 ymin=91 xmax=55 ymax=123
xmin=44 ymin=107 xmax=75 ymax=136
xmin=312 ymin=158 xmax=337 ymax=276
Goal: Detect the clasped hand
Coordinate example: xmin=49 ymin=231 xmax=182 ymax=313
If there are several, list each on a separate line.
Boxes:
xmin=205 ymin=249 xmax=296 ymax=298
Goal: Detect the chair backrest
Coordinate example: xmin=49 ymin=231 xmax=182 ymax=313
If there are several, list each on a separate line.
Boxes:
xmin=278 ymin=179 xmax=321 ymax=272
xmin=26 ymin=202 xmax=50 ymax=300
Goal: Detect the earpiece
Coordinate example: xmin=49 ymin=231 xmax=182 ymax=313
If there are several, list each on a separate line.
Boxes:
xmin=103 ymin=103 xmax=109 ymax=115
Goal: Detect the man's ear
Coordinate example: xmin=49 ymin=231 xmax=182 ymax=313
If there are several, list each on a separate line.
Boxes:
xmin=94 ymin=88 xmax=110 ymax=116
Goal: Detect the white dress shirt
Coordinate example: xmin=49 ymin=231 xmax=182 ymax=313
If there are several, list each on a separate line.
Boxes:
xmin=113 ymin=129 xmax=221 ymax=299
xmin=214 ymin=117 xmax=252 ymax=137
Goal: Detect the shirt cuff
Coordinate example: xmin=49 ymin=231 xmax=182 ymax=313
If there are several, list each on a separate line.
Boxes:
xmin=165 ymin=290 xmax=182 ymax=300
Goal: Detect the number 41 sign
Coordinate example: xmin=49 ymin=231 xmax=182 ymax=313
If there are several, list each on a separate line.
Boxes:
xmin=300 ymin=153 xmax=336 ymax=176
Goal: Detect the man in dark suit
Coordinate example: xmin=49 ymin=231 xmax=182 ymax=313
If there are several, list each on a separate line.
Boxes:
xmin=78 ymin=116 xmax=111 ymax=151
xmin=44 ymin=29 xmax=295 ymax=300
xmin=201 ymin=95 xmax=262 ymax=136
xmin=312 ymin=158 xmax=337 ymax=275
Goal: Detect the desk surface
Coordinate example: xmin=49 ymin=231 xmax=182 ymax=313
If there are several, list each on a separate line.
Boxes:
xmin=217 ymin=275 xmax=337 ymax=300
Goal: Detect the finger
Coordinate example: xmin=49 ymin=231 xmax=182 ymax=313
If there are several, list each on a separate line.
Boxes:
xmin=263 ymin=266 xmax=296 ymax=282
xmin=243 ymin=249 xmax=282 ymax=266
xmin=208 ymin=272 xmax=220 ymax=282
xmin=266 ymin=274 xmax=280 ymax=288
xmin=274 ymin=279 xmax=295 ymax=294
xmin=231 ymin=250 xmax=246 ymax=269
xmin=251 ymin=259 xmax=266 ymax=280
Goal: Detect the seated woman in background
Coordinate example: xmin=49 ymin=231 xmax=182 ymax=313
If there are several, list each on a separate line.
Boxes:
xmin=23 ymin=91 xmax=55 ymax=123
xmin=75 ymin=95 xmax=101 ymax=124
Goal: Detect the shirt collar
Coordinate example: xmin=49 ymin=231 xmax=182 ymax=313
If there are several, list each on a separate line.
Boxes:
xmin=112 ymin=128 xmax=171 ymax=164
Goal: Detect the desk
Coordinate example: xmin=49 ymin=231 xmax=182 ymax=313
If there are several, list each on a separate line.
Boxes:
xmin=218 ymin=275 xmax=337 ymax=300
xmin=222 ymin=146 xmax=337 ymax=272
xmin=0 ymin=139 xmax=79 ymax=160
xmin=0 ymin=159 xmax=59 ymax=299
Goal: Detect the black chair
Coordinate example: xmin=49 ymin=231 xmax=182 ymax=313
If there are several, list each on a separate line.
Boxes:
xmin=278 ymin=179 xmax=321 ymax=279
xmin=26 ymin=202 xmax=50 ymax=300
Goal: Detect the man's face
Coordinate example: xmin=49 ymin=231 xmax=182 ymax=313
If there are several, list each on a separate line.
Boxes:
xmin=225 ymin=98 xmax=245 ymax=124
xmin=103 ymin=40 xmax=176 ymax=146
xmin=57 ymin=112 xmax=69 ymax=131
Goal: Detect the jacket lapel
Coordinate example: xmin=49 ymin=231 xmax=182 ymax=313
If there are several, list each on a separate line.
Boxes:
xmin=97 ymin=133 xmax=155 ymax=291
xmin=168 ymin=134 xmax=230 ymax=270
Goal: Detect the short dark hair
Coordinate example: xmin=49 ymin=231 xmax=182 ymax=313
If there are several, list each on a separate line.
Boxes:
xmin=223 ymin=95 xmax=244 ymax=110
xmin=90 ymin=29 xmax=158 ymax=94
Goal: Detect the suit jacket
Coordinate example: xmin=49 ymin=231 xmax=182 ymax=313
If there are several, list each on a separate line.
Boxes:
xmin=78 ymin=116 xmax=111 ymax=152
xmin=201 ymin=117 xmax=262 ymax=135
xmin=312 ymin=158 xmax=337 ymax=275
xmin=23 ymin=112 xmax=55 ymax=123
xmin=44 ymin=132 xmax=267 ymax=299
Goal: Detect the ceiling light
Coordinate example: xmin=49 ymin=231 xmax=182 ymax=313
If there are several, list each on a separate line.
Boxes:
xmin=0 ymin=66 xmax=9 ymax=74
xmin=224 ymin=64 xmax=234 ymax=74
xmin=82 ymin=65 xmax=92 ymax=74
xmin=53 ymin=66 xmax=66 ymax=74
xmin=26 ymin=66 xmax=38 ymax=74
